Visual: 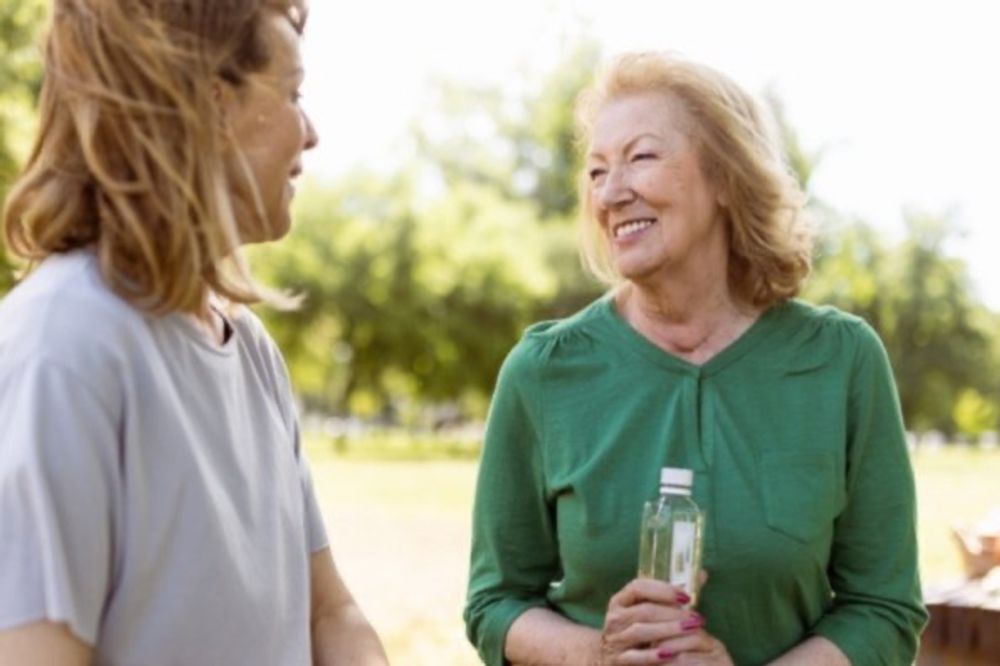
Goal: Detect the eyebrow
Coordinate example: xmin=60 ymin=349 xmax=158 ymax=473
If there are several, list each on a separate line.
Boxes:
xmin=588 ymin=132 xmax=663 ymax=160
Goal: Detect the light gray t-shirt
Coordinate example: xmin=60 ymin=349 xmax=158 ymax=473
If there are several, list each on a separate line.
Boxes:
xmin=0 ymin=250 xmax=329 ymax=665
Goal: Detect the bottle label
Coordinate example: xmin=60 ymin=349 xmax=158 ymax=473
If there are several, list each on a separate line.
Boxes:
xmin=670 ymin=520 xmax=696 ymax=591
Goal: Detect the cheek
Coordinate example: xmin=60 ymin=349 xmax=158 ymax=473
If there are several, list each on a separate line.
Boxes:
xmin=635 ymin=169 xmax=675 ymax=204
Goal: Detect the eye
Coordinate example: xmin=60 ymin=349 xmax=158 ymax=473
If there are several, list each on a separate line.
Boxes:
xmin=632 ymin=152 xmax=656 ymax=162
xmin=588 ymin=167 xmax=607 ymax=182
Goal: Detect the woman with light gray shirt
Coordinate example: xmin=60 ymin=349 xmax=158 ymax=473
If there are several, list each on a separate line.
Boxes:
xmin=0 ymin=1 xmax=387 ymax=664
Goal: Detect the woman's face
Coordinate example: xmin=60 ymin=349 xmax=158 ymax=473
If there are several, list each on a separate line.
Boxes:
xmin=586 ymin=92 xmax=727 ymax=285
xmin=224 ymin=12 xmax=317 ymax=244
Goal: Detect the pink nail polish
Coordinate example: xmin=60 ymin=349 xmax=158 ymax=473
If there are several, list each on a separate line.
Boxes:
xmin=657 ymin=648 xmax=675 ymax=660
xmin=681 ymin=616 xmax=704 ymax=631
xmin=676 ymin=591 xmax=691 ymax=604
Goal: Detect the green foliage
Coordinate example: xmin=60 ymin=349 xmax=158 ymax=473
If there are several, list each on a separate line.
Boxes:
xmin=253 ymin=44 xmax=606 ymax=418
xmin=805 ymin=213 xmax=999 ymax=434
xmin=252 ymin=40 xmax=999 ymax=434
xmin=0 ymin=0 xmax=45 ymax=292
xmin=952 ymin=389 xmax=999 ymax=437
xmin=252 ymin=173 xmax=565 ymax=418
xmin=414 ymin=41 xmax=601 ymax=220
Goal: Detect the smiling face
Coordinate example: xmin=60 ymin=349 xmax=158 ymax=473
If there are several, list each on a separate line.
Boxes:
xmin=585 ymin=92 xmax=728 ymax=286
xmin=223 ymin=11 xmax=317 ymax=244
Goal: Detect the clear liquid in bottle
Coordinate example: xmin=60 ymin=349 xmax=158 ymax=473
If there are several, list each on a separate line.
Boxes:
xmin=637 ymin=467 xmax=704 ymax=605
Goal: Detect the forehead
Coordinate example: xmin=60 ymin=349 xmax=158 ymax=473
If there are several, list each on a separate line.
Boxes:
xmin=589 ymin=92 xmax=691 ymax=154
xmin=260 ymin=11 xmax=303 ymax=75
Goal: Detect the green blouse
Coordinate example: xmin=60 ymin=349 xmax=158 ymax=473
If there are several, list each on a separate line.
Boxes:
xmin=464 ymin=296 xmax=927 ymax=666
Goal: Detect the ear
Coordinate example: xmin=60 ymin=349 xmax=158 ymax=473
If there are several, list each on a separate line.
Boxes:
xmin=212 ymin=77 xmax=238 ymax=130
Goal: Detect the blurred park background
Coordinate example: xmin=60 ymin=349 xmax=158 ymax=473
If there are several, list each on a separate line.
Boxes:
xmin=3 ymin=1 xmax=999 ymax=663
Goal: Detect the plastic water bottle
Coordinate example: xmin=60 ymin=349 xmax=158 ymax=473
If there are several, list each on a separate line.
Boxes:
xmin=637 ymin=467 xmax=704 ymax=604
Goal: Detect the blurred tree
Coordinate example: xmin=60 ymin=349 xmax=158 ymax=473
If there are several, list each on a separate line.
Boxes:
xmin=767 ymin=94 xmax=999 ymax=434
xmin=252 ymin=175 xmax=558 ymax=418
xmin=249 ymin=37 xmax=1000 ymax=433
xmin=414 ymin=41 xmax=600 ymax=219
xmin=252 ymin=41 xmax=611 ymax=417
xmin=412 ymin=41 xmax=605 ymax=321
xmin=0 ymin=0 xmax=45 ymax=292
xmin=804 ymin=212 xmax=998 ymax=434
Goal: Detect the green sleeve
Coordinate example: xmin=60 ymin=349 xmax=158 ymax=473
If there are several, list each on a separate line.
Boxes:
xmin=463 ymin=339 xmax=558 ymax=666
xmin=812 ymin=323 xmax=929 ymax=665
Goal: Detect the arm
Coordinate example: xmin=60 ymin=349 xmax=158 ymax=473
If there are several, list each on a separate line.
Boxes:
xmin=810 ymin=323 xmax=928 ymax=665
xmin=464 ymin=341 xmax=562 ymax=666
xmin=0 ymin=361 xmax=117 ymax=655
xmin=768 ymin=636 xmax=849 ymax=666
xmin=507 ymin=608 xmax=602 ymax=666
xmin=309 ymin=547 xmax=388 ymax=666
xmin=0 ymin=621 xmax=92 ymax=666
xmin=508 ymin=580 xmax=698 ymax=666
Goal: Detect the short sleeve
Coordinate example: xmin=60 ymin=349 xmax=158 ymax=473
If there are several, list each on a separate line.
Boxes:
xmin=295 ymin=423 xmax=329 ymax=553
xmin=244 ymin=311 xmax=330 ymax=555
xmin=0 ymin=359 xmax=119 ymax=645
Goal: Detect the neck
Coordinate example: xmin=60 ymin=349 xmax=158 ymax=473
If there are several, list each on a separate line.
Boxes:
xmin=191 ymin=295 xmax=227 ymax=346
xmin=618 ymin=278 xmax=757 ymax=364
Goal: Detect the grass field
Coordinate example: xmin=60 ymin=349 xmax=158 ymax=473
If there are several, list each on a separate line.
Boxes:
xmin=308 ymin=444 xmax=1000 ymax=665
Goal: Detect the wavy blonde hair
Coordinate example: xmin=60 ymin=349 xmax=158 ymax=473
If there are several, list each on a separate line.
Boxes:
xmin=575 ymin=52 xmax=813 ymax=308
xmin=1 ymin=0 xmax=306 ymax=314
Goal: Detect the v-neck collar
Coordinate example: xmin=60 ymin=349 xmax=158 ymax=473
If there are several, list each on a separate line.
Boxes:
xmin=597 ymin=293 xmax=789 ymax=377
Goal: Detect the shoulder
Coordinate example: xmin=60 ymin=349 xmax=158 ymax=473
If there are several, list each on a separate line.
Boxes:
xmin=499 ymin=296 xmax=612 ymax=382
xmin=230 ymin=305 xmax=296 ymax=414
xmin=768 ymin=299 xmax=888 ymax=371
xmin=231 ymin=305 xmax=281 ymax=362
xmin=775 ymin=299 xmax=883 ymax=348
xmin=0 ymin=251 xmax=145 ymax=380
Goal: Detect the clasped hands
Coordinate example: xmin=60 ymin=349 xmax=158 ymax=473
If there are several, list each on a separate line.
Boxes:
xmin=596 ymin=577 xmax=733 ymax=665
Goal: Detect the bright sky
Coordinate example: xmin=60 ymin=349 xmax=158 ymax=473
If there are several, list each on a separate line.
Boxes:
xmin=300 ymin=0 xmax=1000 ymax=309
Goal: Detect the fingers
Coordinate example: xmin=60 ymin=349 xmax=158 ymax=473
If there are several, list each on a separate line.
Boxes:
xmin=604 ymin=646 xmax=680 ymax=665
xmin=605 ymin=601 xmax=688 ymax=635
xmin=600 ymin=578 xmax=707 ymax=666
xmin=653 ymin=626 xmax=726 ymax=662
xmin=604 ymin=612 xmax=705 ymax=649
xmin=609 ymin=578 xmax=693 ymax=610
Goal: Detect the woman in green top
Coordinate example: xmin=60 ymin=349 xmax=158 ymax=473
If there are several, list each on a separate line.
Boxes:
xmin=464 ymin=52 xmax=927 ymax=666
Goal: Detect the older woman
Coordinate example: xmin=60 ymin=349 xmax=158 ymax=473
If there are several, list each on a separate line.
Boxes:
xmin=465 ymin=53 xmax=926 ymax=666
xmin=0 ymin=1 xmax=387 ymax=664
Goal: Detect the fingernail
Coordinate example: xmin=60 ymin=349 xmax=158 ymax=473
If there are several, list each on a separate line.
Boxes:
xmin=657 ymin=648 xmax=675 ymax=660
xmin=675 ymin=591 xmax=691 ymax=604
xmin=681 ymin=616 xmax=704 ymax=631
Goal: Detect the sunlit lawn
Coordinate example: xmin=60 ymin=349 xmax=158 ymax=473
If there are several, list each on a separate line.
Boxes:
xmin=308 ymin=441 xmax=1000 ymax=665
xmin=911 ymin=446 xmax=1000 ymax=584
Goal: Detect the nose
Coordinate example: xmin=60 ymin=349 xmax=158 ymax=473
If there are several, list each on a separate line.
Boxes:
xmin=302 ymin=109 xmax=319 ymax=151
xmin=596 ymin=166 xmax=635 ymax=210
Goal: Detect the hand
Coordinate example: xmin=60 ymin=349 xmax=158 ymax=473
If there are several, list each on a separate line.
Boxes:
xmin=645 ymin=570 xmax=733 ymax=665
xmin=596 ymin=578 xmax=700 ymax=665
xmin=650 ymin=629 xmax=734 ymax=665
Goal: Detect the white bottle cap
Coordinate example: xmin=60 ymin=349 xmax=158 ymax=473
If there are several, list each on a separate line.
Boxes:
xmin=660 ymin=467 xmax=693 ymax=488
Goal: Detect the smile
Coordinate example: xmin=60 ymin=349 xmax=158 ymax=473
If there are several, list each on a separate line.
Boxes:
xmin=613 ymin=218 xmax=656 ymax=239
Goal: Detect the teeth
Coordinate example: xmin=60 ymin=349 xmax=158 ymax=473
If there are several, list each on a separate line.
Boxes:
xmin=614 ymin=219 xmax=655 ymax=238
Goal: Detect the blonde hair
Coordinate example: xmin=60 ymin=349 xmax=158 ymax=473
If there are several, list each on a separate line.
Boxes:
xmin=2 ymin=0 xmax=306 ymax=314
xmin=575 ymin=52 xmax=813 ymax=308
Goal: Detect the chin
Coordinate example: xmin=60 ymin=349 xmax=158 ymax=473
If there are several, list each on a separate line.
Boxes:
xmin=238 ymin=213 xmax=291 ymax=245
